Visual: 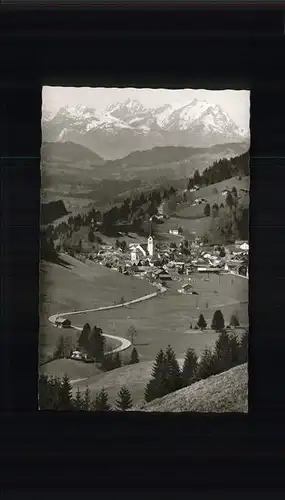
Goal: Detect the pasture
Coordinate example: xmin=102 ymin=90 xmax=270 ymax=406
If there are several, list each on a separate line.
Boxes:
xmin=69 ymin=272 xmax=248 ymax=364
xmin=39 ymin=254 xmax=156 ymax=360
xmin=70 ymin=358 xmax=184 ymax=407
xmin=165 ymin=176 xmax=250 ymax=220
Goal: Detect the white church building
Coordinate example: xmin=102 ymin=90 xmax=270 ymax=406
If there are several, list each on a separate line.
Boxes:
xmin=130 ymin=235 xmax=154 ymax=263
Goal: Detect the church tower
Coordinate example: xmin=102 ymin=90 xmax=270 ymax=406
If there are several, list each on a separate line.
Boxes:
xmin=147 ymin=235 xmax=154 ymax=257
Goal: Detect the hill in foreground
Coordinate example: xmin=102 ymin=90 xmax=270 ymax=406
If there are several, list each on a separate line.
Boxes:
xmin=131 ymin=363 xmax=248 ymax=413
xmin=71 ymin=359 xmax=184 ymax=406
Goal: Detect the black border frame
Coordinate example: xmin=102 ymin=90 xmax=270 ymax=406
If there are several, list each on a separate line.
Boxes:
xmin=1 ymin=4 xmax=285 ymax=489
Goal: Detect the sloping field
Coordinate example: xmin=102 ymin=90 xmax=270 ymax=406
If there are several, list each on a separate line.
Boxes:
xmin=39 ymin=358 xmax=102 ymax=381
xmin=132 ymin=363 xmax=248 ymax=413
xmin=166 ymin=176 xmax=249 ymax=221
xmin=39 ymin=254 xmax=156 ymax=359
xmin=70 ymin=272 xmax=248 ymax=363
xmin=71 ymin=358 xmax=184 ymax=407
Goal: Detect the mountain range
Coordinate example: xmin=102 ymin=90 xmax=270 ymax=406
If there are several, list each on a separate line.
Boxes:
xmin=42 ymin=98 xmax=249 ymax=160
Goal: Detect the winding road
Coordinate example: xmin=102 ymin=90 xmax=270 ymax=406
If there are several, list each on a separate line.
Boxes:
xmin=48 ymin=286 xmax=167 ymax=355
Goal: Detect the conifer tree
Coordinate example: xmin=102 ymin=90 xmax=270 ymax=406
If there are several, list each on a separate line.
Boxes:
xmin=89 ymin=325 xmax=105 ymax=362
xmin=214 ymin=330 xmax=232 ymax=372
xmin=78 ymin=323 xmax=91 ymax=351
xmin=101 ymin=353 xmax=113 ymax=372
xmin=58 ymin=374 xmax=73 ymax=411
xmin=73 ymin=387 xmax=83 ymax=411
xmin=129 ymin=347 xmax=139 ymax=365
xmin=94 ymin=388 xmax=111 ymax=411
xmin=88 ymin=229 xmax=95 ymax=243
xmin=230 ymin=313 xmax=240 ymax=328
xmin=196 ymin=347 xmax=217 ymax=381
xmin=204 ymin=204 xmax=211 ymax=217
xmin=228 ymin=333 xmax=240 ymax=367
xmin=226 ymin=192 xmax=234 ymax=209
xmin=165 ymin=344 xmax=183 ymax=393
xmin=211 ymin=310 xmax=225 ymax=332
xmin=144 ymin=349 xmax=169 ymax=402
xmin=82 ymin=387 xmax=92 ymax=411
xmin=197 ymin=314 xmax=207 ymax=330
xmin=128 ymin=325 xmax=137 ymax=344
xmin=114 ymin=352 xmax=121 ymax=369
xmin=54 ymin=335 xmax=65 ymax=359
xmin=182 ymin=348 xmax=198 ymax=386
xmin=115 ymin=386 xmax=133 ymax=411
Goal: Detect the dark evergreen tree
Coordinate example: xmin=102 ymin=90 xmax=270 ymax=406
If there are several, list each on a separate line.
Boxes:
xmin=196 ymin=347 xmax=218 ymax=380
xmin=212 ymin=203 xmax=219 ymax=217
xmin=115 ymin=386 xmax=133 ymax=411
xmin=165 ymin=344 xmax=183 ymax=393
xmin=129 ymin=347 xmax=139 ymax=365
xmin=53 ymin=335 xmax=65 ymax=359
xmin=73 ymin=387 xmax=83 ymax=411
xmin=211 ymin=309 xmax=225 ymax=332
xmin=78 ymin=323 xmax=91 ymax=351
xmin=82 ymin=387 xmax=92 ymax=411
xmin=214 ymin=330 xmax=232 ymax=373
xmin=94 ymin=388 xmax=111 ymax=411
xmin=182 ymin=348 xmax=198 ymax=386
xmin=230 ymin=313 xmax=240 ymax=328
xmin=197 ymin=314 xmax=207 ymax=330
xmin=144 ymin=349 xmax=169 ymax=403
xmin=128 ymin=325 xmax=137 ymax=344
xmin=193 ymin=169 xmax=201 ymax=186
xmin=226 ymin=192 xmax=234 ymax=209
xmin=204 ymin=204 xmax=211 ymax=217
xmin=114 ymin=352 xmax=122 ymax=369
xmin=59 ymin=374 xmax=73 ymax=411
xmin=88 ymin=229 xmax=95 ymax=243
xmin=89 ymin=325 xmax=105 ymax=361
xmin=228 ymin=333 xmax=240 ymax=367
xmin=120 ymin=240 xmax=127 ymax=252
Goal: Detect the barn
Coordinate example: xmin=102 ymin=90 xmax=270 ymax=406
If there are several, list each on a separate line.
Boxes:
xmin=55 ymin=317 xmax=71 ymax=328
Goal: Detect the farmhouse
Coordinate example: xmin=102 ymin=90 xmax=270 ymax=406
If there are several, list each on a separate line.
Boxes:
xmin=154 ymin=269 xmax=172 ymax=281
xmin=178 ymin=283 xmax=193 ymax=294
xmin=240 ymin=242 xmax=249 ymax=252
xmin=55 ymin=317 xmax=71 ymax=328
xmin=197 ymin=267 xmax=221 ymax=273
xmin=169 ymin=229 xmax=179 ymax=236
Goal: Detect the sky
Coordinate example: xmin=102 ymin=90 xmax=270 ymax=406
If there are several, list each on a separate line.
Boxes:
xmin=42 ymin=87 xmax=250 ymax=131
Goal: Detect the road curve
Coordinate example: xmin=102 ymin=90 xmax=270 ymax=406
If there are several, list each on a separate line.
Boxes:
xmin=48 ymin=286 xmax=167 ymax=355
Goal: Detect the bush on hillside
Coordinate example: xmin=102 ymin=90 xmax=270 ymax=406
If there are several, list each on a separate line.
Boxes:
xmin=211 ymin=310 xmax=225 ymax=332
xmin=116 ymin=386 xmax=133 ymax=411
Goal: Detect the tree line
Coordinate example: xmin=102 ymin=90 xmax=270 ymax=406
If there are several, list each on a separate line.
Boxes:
xmin=41 ymin=185 xmax=178 ymax=260
xmin=187 ymin=151 xmax=249 ymax=191
xmin=39 ymin=327 xmax=248 ymax=411
xmin=39 ymin=374 xmax=133 ymax=411
xmin=52 ymin=322 xmax=140 ymax=370
xmin=144 ymin=327 xmax=248 ymax=403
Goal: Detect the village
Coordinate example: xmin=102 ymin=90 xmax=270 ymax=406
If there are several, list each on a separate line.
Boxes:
xmin=63 ymin=225 xmax=249 ymax=298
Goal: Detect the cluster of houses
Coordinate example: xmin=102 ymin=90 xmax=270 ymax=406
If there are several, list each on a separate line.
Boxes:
xmin=62 ymin=223 xmax=249 ymax=289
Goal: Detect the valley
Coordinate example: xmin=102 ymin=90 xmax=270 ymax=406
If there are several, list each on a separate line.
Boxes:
xmin=39 ymin=89 xmax=249 ymax=412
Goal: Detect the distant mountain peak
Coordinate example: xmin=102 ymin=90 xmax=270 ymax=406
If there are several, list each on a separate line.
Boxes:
xmin=42 ymin=97 xmax=249 ymax=160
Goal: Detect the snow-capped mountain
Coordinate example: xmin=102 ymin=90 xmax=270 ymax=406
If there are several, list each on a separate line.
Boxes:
xmin=42 ymin=98 xmax=249 ymax=160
